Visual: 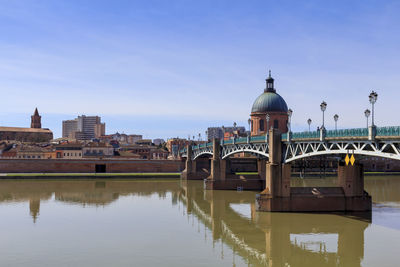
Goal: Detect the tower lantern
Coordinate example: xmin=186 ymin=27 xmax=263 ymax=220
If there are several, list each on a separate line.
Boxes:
xmin=265 ymin=70 xmax=276 ymax=93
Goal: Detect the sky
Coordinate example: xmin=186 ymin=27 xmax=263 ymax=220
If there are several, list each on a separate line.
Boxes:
xmin=0 ymin=0 xmax=400 ymax=140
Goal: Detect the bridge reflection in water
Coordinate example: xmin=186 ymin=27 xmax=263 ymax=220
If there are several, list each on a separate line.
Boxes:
xmin=0 ymin=178 xmax=384 ymax=266
xmin=178 ymin=180 xmax=370 ymax=267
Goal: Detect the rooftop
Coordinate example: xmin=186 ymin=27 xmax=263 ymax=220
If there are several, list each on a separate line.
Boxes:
xmin=0 ymin=126 xmax=52 ymax=133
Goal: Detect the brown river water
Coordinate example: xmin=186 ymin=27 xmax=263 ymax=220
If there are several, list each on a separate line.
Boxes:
xmin=0 ymin=176 xmax=399 ymax=267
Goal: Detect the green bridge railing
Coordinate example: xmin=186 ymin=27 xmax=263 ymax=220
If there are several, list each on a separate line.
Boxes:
xmin=377 ymin=126 xmax=400 ymax=136
xmin=179 ymin=126 xmax=400 ymax=154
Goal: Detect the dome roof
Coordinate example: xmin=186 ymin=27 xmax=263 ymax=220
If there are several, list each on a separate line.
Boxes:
xmin=251 ymin=91 xmax=288 ymax=113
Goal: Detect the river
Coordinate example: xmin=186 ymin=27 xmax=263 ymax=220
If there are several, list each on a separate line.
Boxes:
xmin=0 ymin=176 xmax=399 ymax=266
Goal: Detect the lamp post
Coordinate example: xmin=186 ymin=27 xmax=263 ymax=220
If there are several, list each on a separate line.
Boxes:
xmin=287 ymin=108 xmax=293 ymax=133
xmin=320 ymin=101 xmax=327 ymax=129
xmin=198 ymin=133 xmax=201 ymax=141
xmin=266 ymin=114 xmax=270 ymax=132
xmin=369 ymin=91 xmax=378 ymax=126
xmin=364 ymin=109 xmax=371 ymax=128
xmin=333 ymin=114 xmax=339 ymax=130
xmin=247 ymin=118 xmax=251 ymax=136
xmin=307 ymin=118 xmax=312 ymax=132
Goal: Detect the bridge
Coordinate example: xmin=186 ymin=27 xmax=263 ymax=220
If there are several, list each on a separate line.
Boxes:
xmin=180 ymin=126 xmax=400 ymax=212
xmin=181 ymin=126 xmax=400 ymax=162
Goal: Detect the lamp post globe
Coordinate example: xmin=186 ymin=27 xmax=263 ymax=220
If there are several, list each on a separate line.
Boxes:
xmin=369 ymin=91 xmax=378 ymax=126
xmin=307 ymin=118 xmax=312 ymax=132
xmin=334 ymin=114 xmax=339 ymax=130
xmin=320 ymin=101 xmax=327 ymax=129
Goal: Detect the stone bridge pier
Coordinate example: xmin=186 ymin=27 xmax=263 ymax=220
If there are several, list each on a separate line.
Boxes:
xmin=204 ymin=139 xmax=265 ymax=190
xmin=180 ymin=144 xmax=211 ymax=180
xmin=256 ymin=129 xmax=372 ymax=212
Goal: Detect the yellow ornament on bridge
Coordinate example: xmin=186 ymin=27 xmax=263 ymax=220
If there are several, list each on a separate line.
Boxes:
xmin=350 ymin=154 xmax=356 ymax=166
xmin=345 ymin=154 xmax=350 ymax=166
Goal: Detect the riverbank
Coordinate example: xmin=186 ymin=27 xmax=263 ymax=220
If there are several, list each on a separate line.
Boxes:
xmin=237 ymin=171 xmax=400 ymax=177
xmin=0 ymin=173 xmax=181 ymax=179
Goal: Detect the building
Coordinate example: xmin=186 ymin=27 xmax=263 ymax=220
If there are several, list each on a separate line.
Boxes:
xmin=62 ymin=119 xmax=78 ymax=138
xmin=207 ymin=126 xmax=246 ymax=141
xmin=31 ymin=108 xmax=41 ymax=128
xmin=54 ymin=143 xmax=83 ymax=159
xmin=0 ymin=108 xmax=53 ymax=142
xmin=153 ymin=139 xmax=165 ymax=146
xmin=250 ymin=71 xmax=288 ymax=135
xmin=62 ymin=115 xmax=105 ymax=140
xmin=118 ymin=144 xmax=168 ymax=159
xmin=135 ymin=139 xmax=152 ymax=146
xmin=128 ymin=134 xmax=143 ymax=144
xmin=166 ymin=138 xmax=191 ymax=158
xmin=82 ymin=143 xmax=114 ymax=158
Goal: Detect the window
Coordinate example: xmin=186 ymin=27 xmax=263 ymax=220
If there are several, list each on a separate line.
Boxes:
xmin=38 ymin=156 xmax=41 ymax=159
xmin=79 ymin=153 xmax=81 ymax=156
xmin=260 ymin=119 xmax=264 ymax=131
xmin=64 ymin=153 xmax=66 ymax=156
xmin=274 ymin=120 xmax=279 ymax=129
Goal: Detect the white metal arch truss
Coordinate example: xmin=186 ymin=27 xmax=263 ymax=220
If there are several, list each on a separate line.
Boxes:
xmin=221 ymin=143 xmax=269 ymax=159
xmin=283 ymin=140 xmax=400 ymax=163
xmin=185 ymin=138 xmax=400 ymax=163
xmin=192 ymin=146 xmax=214 ymax=160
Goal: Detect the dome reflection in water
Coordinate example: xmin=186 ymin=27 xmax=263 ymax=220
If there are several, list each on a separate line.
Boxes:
xmin=0 ymin=177 xmax=399 ymax=266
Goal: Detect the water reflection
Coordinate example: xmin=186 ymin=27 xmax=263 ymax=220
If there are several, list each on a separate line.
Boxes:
xmin=0 ymin=177 xmax=398 ymax=266
xmin=0 ymin=179 xmax=180 ymax=223
xmin=178 ymin=180 xmax=371 ymax=266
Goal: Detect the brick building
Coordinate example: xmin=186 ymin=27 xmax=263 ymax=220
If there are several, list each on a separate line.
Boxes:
xmin=0 ymin=108 xmax=53 ymax=142
xmin=250 ymin=72 xmax=289 ymax=135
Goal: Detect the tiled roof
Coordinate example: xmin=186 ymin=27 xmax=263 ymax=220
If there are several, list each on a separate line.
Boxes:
xmin=0 ymin=126 xmax=52 ymax=133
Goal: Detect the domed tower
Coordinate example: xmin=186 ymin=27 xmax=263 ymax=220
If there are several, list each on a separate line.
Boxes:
xmin=250 ymin=71 xmax=288 ymax=136
xmin=31 ymin=108 xmax=42 ymax=129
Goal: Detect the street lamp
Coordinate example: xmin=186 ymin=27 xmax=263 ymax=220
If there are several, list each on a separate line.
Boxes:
xmin=287 ymin=108 xmax=293 ymax=132
xmin=205 ymin=130 xmax=208 ymax=141
xmin=247 ymin=118 xmax=251 ymax=136
xmin=266 ymin=114 xmax=270 ymax=133
xmin=307 ymin=118 xmax=312 ymax=132
xmin=198 ymin=133 xmax=201 ymax=141
xmin=369 ymin=91 xmax=378 ymax=126
xmin=364 ymin=109 xmax=371 ymax=128
xmin=333 ymin=114 xmax=339 ymax=130
xmin=320 ymin=101 xmax=327 ymax=129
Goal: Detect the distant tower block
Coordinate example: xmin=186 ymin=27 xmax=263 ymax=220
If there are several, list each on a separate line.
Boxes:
xmin=31 ymin=108 xmax=42 ymax=128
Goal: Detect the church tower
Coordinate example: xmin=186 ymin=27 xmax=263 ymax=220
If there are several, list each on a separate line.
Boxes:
xmin=31 ymin=108 xmax=42 ymax=129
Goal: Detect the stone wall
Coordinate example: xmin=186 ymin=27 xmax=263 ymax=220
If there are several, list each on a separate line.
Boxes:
xmin=0 ymin=159 xmax=184 ymax=173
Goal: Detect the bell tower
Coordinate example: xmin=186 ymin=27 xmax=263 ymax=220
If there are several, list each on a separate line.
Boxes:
xmin=31 ymin=108 xmax=42 ymax=129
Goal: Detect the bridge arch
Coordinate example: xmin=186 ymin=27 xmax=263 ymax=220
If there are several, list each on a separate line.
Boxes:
xmin=284 ymin=140 xmax=400 ymax=163
xmin=222 ymin=148 xmax=269 ymax=159
xmin=221 ymin=143 xmax=269 ymax=160
xmin=193 ymin=151 xmax=213 ymax=160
